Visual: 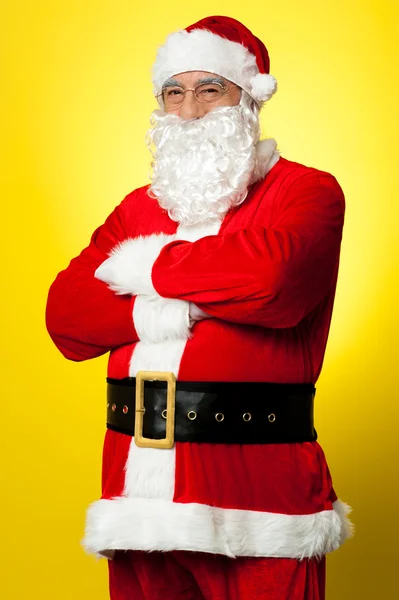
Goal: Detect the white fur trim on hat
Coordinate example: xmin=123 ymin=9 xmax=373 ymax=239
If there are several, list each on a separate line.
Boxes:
xmin=250 ymin=73 xmax=277 ymax=102
xmin=152 ymin=29 xmax=277 ymax=104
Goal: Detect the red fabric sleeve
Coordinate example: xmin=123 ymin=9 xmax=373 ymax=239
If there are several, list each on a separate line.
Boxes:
xmin=151 ymin=172 xmax=345 ymax=329
xmin=46 ymin=198 xmax=138 ymax=361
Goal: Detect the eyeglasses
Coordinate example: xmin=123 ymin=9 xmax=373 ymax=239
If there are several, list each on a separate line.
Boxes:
xmin=157 ymin=82 xmax=228 ymax=108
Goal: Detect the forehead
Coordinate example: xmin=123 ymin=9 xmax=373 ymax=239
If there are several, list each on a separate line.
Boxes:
xmin=163 ymin=71 xmax=227 ymax=87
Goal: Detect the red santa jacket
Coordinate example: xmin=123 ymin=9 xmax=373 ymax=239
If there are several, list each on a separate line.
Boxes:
xmin=46 ymin=146 xmax=352 ymax=559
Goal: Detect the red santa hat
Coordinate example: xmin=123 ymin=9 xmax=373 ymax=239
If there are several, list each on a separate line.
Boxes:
xmin=152 ymin=15 xmax=278 ymax=105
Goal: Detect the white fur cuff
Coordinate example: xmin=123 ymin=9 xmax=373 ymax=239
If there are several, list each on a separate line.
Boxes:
xmin=134 ymin=295 xmax=190 ymax=343
xmin=95 ymin=234 xmax=175 ymax=296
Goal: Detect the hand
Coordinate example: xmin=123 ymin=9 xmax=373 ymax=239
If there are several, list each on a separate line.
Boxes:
xmin=189 ymin=303 xmax=211 ymax=327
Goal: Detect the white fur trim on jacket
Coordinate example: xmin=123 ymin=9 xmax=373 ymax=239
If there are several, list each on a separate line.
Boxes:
xmin=83 ymin=498 xmax=353 ymax=560
xmin=250 ymin=139 xmax=280 ymax=185
xmin=134 ymin=295 xmax=190 ymax=343
xmin=94 ymin=233 xmax=174 ymax=296
xmin=152 ymin=29 xmax=277 ymax=105
xmin=124 ymin=221 xmax=224 ymax=519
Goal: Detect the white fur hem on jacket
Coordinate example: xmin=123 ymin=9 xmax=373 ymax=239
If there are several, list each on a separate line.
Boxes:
xmin=82 ymin=498 xmax=353 ymax=560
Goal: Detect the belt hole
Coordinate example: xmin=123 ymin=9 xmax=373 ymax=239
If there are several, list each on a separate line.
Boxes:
xmin=187 ymin=411 xmax=197 ymax=421
xmin=111 ymin=403 xmax=117 ymax=412
xmin=215 ymin=412 xmax=225 ymax=422
xmin=268 ymin=413 xmax=276 ymax=423
xmin=243 ymin=412 xmax=252 ymax=422
xmin=161 ymin=409 xmax=167 ymax=419
xmin=123 ymin=405 xmax=129 ymax=414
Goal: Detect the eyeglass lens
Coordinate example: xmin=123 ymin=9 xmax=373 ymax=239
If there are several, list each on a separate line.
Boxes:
xmin=161 ymin=83 xmax=224 ymax=107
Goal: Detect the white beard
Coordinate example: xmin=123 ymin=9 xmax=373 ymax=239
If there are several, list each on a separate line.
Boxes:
xmin=146 ymin=104 xmax=260 ymax=226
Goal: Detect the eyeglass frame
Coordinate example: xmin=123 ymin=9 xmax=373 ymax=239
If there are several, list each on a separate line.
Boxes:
xmin=156 ymin=80 xmax=233 ymax=108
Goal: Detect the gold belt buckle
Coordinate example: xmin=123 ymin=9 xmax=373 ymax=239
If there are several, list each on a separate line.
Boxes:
xmin=134 ymin=370 xmax=176 ymax=449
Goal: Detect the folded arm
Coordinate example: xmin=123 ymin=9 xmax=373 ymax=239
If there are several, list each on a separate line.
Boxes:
xmin=46 ymin=197 xmax=191 ymax=361
xmin=46 ymin=201 xmax=140 ymax=361
xmin=151 ymin=173 xmax=345 ymax=329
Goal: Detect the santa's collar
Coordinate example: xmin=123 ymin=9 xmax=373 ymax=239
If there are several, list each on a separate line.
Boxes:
xmin=249 ymin=138 xmax=280 ymax=185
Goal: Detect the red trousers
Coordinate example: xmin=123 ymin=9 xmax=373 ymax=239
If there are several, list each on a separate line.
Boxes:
xmin=108 ymin=551 xmax=326 ymax=600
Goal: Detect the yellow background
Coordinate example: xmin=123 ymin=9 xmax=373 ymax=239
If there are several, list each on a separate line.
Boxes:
xmin=2 ymin=1 xmax=398 ymax=598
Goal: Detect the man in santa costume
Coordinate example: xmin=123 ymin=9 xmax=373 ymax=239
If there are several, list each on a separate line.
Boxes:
xmin=46 ymin=15 xmax=352 ymax=600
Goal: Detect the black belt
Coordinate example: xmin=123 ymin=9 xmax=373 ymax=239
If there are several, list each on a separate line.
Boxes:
xmin=106 ymin=372 xmax=317 ymax=446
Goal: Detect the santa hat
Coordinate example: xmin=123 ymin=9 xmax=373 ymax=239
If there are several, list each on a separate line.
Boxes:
xmin=152 ymin=16 xmax=277 ymax=105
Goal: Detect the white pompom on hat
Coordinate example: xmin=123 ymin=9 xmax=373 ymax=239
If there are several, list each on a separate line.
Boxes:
xmin=152 ymin=15 xmax=278 ymax=105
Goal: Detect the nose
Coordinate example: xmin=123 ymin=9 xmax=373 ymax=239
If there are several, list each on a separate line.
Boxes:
xmin=178 ymin=90 xmax=205 ymax=120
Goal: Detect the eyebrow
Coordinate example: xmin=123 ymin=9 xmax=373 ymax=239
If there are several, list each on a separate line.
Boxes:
xmin=196 ymin=76 xmax=226 ymax=86
xmin=161 ymin=76 xmax=227 ymax=89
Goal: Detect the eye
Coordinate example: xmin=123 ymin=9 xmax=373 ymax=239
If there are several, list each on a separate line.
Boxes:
xmin=164 ymin=87 xmax=184 ymax=97
xmin=196 ymin=83 xmax=224 ymax=102
xmin=201 ymin=86 xmax=220 ymax=95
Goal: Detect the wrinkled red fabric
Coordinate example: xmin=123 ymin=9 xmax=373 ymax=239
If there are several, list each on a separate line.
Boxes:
xmin=46 ymin=158 xmax=345 ymax=381
xmin=108 ymin=550 xmax=326 ymax=600
xmin=90 ymin=158 xmax=344 ymax=516
xmin=46 ymin=156 xmax=345 ymax=556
